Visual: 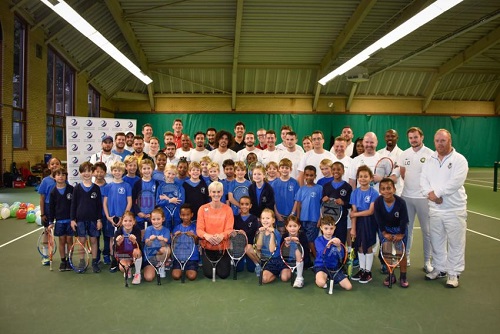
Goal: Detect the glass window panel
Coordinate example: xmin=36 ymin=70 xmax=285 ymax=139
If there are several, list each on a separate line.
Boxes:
xmin=46 ymin=126 xmax=53 ymax=148
xmin=55 ymin=116 xmax=64 ymax=126
xmin=55 ymin=127 xmax=65 ymax=147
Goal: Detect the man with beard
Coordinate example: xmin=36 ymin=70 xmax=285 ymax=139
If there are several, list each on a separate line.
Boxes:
xmin=89 ymin=135 xmax=121 ymax=183
xmin=377 ymin=129 xmax=404 ymax=195
xmin=164 ymin=142 xmax=179 ymax=165
xmin=176 ymin=134 xmax=193 ymax=161
xmin=125 ymin=131 xmax=135 ymax=152
xmin=205 ymin=128 xmax=217 ymax=151
xmin=331 ymin=126 xmax=354 ymax=157
xmin=208 ymin=130 xmax=238 ymax=179
xmin=278 ymin=131 xmax=304 ymax=180
xmin=237 ymin=132 xmax=262 ymax=162
xmin=112 ymin=132 xmax=132 ymax=161
xmin=129 ymin=135 xmax=154 ymax=168
xmin=297 ymin=131 xmax=335 ymax=185
xmin=421 ymin=129 xmax=468 ymax=288
xmin=142 ymin=123 xmax=153 ymax=154
xmin=398 ymin=127 xmax=434 ymax=273
xmin=230 ymin=121 xmax=246 ymax=152
xmin=276 ymin=125 xmax=304 ymax=153
xmin=190 ymin=131 xmax=210 ymax=163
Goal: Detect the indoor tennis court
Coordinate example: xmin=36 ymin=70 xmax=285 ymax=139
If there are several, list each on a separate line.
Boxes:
xmin=0 ymin=169 xmax=499 ymax=333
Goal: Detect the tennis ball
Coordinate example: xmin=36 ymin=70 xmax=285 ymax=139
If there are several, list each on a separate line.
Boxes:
xmin=26 ymin=213 xmax=36 ymax=223
xmin=1 ymin=208 xmax=10 ymax=219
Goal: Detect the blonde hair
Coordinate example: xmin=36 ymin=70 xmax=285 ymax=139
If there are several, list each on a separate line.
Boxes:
xmin=123 ymin=155 xmax=138 ymax=166
xmin=320 ymin=159 xmax=333 ymax=167
xmin=200 ymin=156 xmax=212 ymax=164
xmin=189 ymin=161 xmax=202 ymax=171
xmin=266 ymin=161 xmax=279 ymax=170
xmin=110 ymin=161 xmax=126 ymax=172
xmin=208 ymin=162 xmax=220 ymax=171
xmin=279 ymin=158 xmax=292 ymax=168
xmin=164 ymin=163 xmax=177 ymax=173
xmin=234 ymin=161 xmax=246 ymax=171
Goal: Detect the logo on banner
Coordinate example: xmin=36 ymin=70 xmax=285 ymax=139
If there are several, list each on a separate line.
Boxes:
xmin=100 ymin=132 xmax=107 ymax=139
xmin=71 ymin=131 xmax=78 ymax=139
xmin=72 ymin=169 xmax=79 ymax=177
xmin=86 ymin=144 xmax=94 ymax=152
xmin=72 ymin=157 xmax=79 ymax=164
xmin=101 ymin=120 xmax=107 ymax=127
xmin=86 ymin=132 xmax=93 ymax=139
xmin=71 ymin=144 xmax=78 ymax=151
xmin=127 ymin=121 xmax=133 ymax=128
xmin=86 ymin=119 xmax=93 ymax=126
xmin=114 ymin=121 xmax=121 ymax=127
xmin=70 ymin=119 xmax=78 ymax=126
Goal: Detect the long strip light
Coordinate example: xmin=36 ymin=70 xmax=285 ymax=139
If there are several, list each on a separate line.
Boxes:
xmin=319 ymin=0 xmax=464 ymax=85
xmin=40 ymin=0 xmax=153 ymax=85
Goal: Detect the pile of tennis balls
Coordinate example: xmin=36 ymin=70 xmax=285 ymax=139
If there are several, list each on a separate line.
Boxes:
xmin=0 ymin=202 xmax=42 ymax=225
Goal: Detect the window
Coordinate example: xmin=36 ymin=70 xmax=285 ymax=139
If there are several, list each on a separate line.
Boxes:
xmin=88 ymin=86 xmax=100 ymax=117
xmin=13 ymin=16 xmax=26 ymax=149
xmin=46 ymin=48 xmax=74 ymax=148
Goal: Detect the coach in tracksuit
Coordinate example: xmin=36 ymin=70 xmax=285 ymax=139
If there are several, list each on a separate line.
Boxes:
xmin=420 ymin=129 xmax=468 ymax=288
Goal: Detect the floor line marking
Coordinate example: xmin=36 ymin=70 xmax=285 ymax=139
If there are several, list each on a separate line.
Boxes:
xmin=0 ymin=227 xmax=43 ymax=249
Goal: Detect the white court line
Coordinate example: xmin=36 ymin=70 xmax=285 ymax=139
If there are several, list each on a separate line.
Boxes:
xmin=467 ymin=209 xmax=500 ymax=221
xmin=466 ymin=178 xmax=493 ymax=184
xmin=465 ymin=182 xmax=493 ymax=189
xmin=0 ymin=227 xmax=43 ymax=249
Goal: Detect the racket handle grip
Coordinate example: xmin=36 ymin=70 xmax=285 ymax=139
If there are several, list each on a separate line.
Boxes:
xmin=328 ymin=280 xmax=333 ymax=295
xmin=212 ymin=267 xmax=216 ymax=282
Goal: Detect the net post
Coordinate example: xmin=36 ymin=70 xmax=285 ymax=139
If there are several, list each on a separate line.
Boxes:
xmin=494 ymin=161 xmax=498 ymax=192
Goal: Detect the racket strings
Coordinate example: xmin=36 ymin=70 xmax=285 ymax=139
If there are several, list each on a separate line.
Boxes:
xmin=375 ymin=158 xmax=394 ymax=177
xmin=229 ymin=235 xmax=247 ymax=258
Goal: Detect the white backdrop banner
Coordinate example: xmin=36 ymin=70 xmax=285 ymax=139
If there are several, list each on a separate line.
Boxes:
xmin=66 ymin=116 xmax=137 ymax=185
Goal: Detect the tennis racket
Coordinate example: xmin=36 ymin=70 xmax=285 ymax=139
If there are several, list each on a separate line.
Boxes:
xmin=380 ymin=239 xmax=405 ymax=288
xmin=137 ymin=189 xmax=156 ymax=228
xmin=171 ymin=232 xmax=196 ymax=283
xmin=280 ymin=238 xmax=304 ymax=286
xmin=115 ymin=235 xmax=140 ymax=287
xmin=232 ymin=185 xmax=249 ymax=203
xmin=202 ymin=240 xmax=225 ymax=282
xmin=228 ymin=231 xmax=248 ymax=280
xmin=47 ymin=227 xmax=55 ymax=271
xmin=321 ymin=198 xmax=343 ymax=225
xmin=253 ymin=229 xmax=277 ymax=285
xmin=37 ymin=229 xmax=57 ymax=265
xmin=346 ymin=237 xmax=356 ymax=278
xmin=323 ymin=242 xmax=347 ymax=294
xmin=159 ymin=183 xmax=180 ymax=229
xmin=374 ymin=157 xmax=394 ymax=178
xmin=69 ymin=231 xmax=91 ymax=273
xmin=246 ymin=162 xmax=263 ymax=181
xmin=144 ymin=236 xmax=169 ymax=286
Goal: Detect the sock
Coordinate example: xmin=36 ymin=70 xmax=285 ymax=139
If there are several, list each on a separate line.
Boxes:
xmin=400 ymin=272 xmax=407 ymax=280
xmin=296 ymin=261 xmax=304 ymax=279
xmin=358 ymin=253 xmax=366 ymax=271
xmin=42 ymin=246 xmax=48 ymax=257
xmin=134 ymin=258 xmax=142 ymax=274
xmin=366 ymin=253 xmax=374 ymax=272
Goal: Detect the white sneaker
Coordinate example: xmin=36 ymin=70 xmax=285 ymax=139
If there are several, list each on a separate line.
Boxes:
xmin=132 ymin=273 xmax=141 ymax=285
xmin=446 ymin=275 xmax=459 ymax=288
xmin=159 ymin=265 xmax=166 ymax=278
xmin=425 ymin=269 xmax=446 ymax=280
xmin=293 ymin=277 xmax=304 ymax=288
xmin=423 ymin=261 xmax=434 ymax=274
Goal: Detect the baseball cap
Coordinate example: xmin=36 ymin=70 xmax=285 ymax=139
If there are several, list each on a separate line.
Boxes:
xmin=101 ymin=135 xmax=113 ymax=142
xmin=125 ymin=131 xmax=135 ymax=137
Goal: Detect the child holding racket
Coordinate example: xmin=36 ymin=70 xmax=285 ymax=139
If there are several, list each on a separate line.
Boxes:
xmin=228 ymin=161 xmax=252 ymax=215
xmin=349 ymin=165 xmax=379 ymax=284
xmin=48 ymin=167 xmax=74 ymax=271
xmin=103 ymin=161 xmax=132 ymax=268
xmin=249 ymin=165 xmax=275 ymax=218
xmin=272 ymin=158 xmax=299 ymax=235
xmin=157 ymin=163 xmax=185 ymax=230
xmin=171 ymin=204 xmax=199 ymax=281
xmin=233 ymin=196 xmax=259 ymax=273
xmin=317 ymin=159 xmax=334 ymax=186
xmin=282 ymin=216 xmax=309 ymax=287
xmin=38 ymin=157 xmax=62 ymax=265
xmin=374 ymin=178 xmax=410 ymax=288
xmin=321 ymin=161 xmax=352 ymax=244
xmin=144 ymin=208 xmax=171 ymax=282
xmin=291 ymin=165 xmax=322 ymax=258
xmin=183 ymin=161 xmax=210 ymax=222
xmin=114 ymin=211 xmax=143 ymax=285
xmin=314 ymin=216 xmax=352 ymax=291
xmin=132 ymin=159 xmax=160 ymax=239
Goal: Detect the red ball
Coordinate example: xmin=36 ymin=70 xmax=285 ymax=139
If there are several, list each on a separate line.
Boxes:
xmin=19 ymin=203 xmax=27 ymax=210
xmin=16 ymin=209 xmax=27 ymax=219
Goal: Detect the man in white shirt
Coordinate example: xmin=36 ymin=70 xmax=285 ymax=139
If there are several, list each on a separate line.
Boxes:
xmin=176 ymin=134 xmax=193 ymax=161
xmin=125 ymin=131 xmax=135 ymax=152
xmin=142 ymin=123 xmax=153 ymax=154
xmin=260 ymin=130 xmax=282 ymax=166
xmin=349 ymin=132 xmax=381 ymax=191
xmin=278 ymin=131 xmax=304 ymax=180
xmin=421 ymin=129 xmax=468 ymax=288
xmin=89 ymin=135 xmax=121 ymax=183
xmin=297 ymin=130 xmax=335 ymax=185
xmin=331 ymin=136 xmax=353 ymax=183
xmin=398 ymin=127 xmax=434 ymax=273
xmin=112 ymin=132 xmax=132 ymax=161
xmin=377 ymin=129 xmax=404 ymax=195
xmin=331 ymin=126 xmax=354 ymax=157
xmin=237 ymin=132 xmax=262 ymax=163
xmin=208 ymin=130 xmax=238 ymax=179
xmin=190 ymin=131 xmax=210 ymax=163
xmin=276 ymin=125 xmax=304 ymax=153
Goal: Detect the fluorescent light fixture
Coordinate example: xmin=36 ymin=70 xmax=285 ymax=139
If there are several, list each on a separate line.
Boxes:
xmin=40 ymin=0 xmax=153 ymax=85
xmin=319 ymin=0 xmax=463 ymax=85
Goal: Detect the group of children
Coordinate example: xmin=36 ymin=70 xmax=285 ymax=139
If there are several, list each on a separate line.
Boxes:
xmin=38 ymin=152 xmax=410 ymax=290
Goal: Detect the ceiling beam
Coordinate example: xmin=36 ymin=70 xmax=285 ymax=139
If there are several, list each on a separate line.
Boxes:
xmin=231 ymin=0 xmax=244 ymax=111
xmin=104 ymin=0 xmax=155 ymax=111
xmin=346 ymin=83 xmax=359 ymax=111
xmin=422 ymin=25 xmax=500 ymax=111
xmin=312 ymin=0 xmax=376 ymax=111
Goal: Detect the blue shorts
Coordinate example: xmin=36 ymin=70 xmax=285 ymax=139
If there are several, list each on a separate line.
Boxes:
xmin=172 ymin=259 xmax=198 ymax=271
xmin=275 ymin=220 xmax=285 ymax=229
xmin=383 ymin=226 xmax=408 ymax=245
xmin=314 ymin=267 xmax=348 ymax=284
xmin=103 ymin=220 xmax=116 ymax=238
xmin=54 ymin=221 xmax=73 ymax=237
xmin=76 ymin=221 xmax=100 ymax=238
xmin=302 ymin=221 xmax=319 ymax=242
xmin=263 ymin=257 xmax=285 ymax=276
xmin=136 ymin=220 xmax=147 ymax=230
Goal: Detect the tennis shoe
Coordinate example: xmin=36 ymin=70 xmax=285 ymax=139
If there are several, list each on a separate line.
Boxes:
xmin=293 ymin=277 xmax=304 ymax=288
xmin=41 ymin=258 xmax=50 ymax=266
xmin=446 ymin=275 xmax=459 ymax=288
xmin=159 ymin=265 xmax=166 ymax=278
xmin=59 ymin=261 xmax=67 ymax=272
xmin=132 ymin=273 xmax=141 ymax=285
xmin=103 ymin=255 xmax=111 ymax=265
xmin=352 ymin=258 xmax=359 ymax=268
xmin=359 ymin=271 xmax=372 ymax=284
xmin=423 ymin=261 xmax=434 ymax=274
xmin=400 ymin=276 xmax=409 ymax=288
xmin=254 ymin=264 xmax=262 ymax=277
xmin=383 ymin=275 xmax=396 ymax=286
xmin=351 ymin=269 xmax=364 ymax=281
xmin=65 ymin=260 xmax=72 ymax=271
xmin=425 ymin=269 xmax=446 ymax=280
xmin=92 ymin=260 xmax=101 ymax=273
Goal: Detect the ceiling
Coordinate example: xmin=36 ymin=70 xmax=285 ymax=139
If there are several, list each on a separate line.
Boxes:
xmin=10 ymin=0 xmax=500 ymax=112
